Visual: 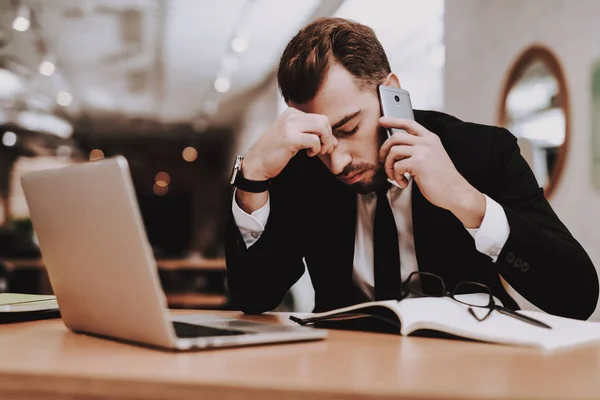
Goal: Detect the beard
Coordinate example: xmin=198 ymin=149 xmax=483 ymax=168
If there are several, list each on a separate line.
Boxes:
xmin=347 ymin=165 xmax=388 ymax=194
xmin=336 ymin=126 xmax=389 ymax=194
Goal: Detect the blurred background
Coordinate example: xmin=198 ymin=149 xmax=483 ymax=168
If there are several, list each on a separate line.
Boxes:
xmin=1 ymin=0 xmax=599 ymax=318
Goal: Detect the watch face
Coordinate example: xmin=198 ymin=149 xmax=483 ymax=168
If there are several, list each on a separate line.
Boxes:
xmin=229 ymin=164 xmax=239 ymax=185
xmin=229 ymin=155 xmax=270 ymax=192
xmin=229 ymin=155 xmax=243 ymax=185
xmin=229 ymin=167 xmax=237 ymax=185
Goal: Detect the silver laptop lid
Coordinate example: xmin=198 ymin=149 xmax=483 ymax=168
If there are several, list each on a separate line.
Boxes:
xmin=21 ymin=156 xmax=177 ymax=348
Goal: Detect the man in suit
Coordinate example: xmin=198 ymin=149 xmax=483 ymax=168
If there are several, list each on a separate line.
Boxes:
xmin=225 ymin=17 xmax=599 ymax=320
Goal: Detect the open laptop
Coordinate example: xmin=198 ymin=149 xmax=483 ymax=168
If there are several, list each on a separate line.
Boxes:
xmin=20 ymin=156 xmax=327 ymax=351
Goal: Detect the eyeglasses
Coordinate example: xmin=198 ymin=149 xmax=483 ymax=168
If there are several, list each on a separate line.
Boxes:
xmin=400 ymin=272 xmax=551 ymax=330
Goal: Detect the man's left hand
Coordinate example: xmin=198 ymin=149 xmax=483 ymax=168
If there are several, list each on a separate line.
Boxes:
xmin=379 ymin=117 xmax=486 ymax=229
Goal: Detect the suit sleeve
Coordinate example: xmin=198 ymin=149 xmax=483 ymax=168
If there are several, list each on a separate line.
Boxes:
xmin=224 ymin=161 xmax=307 ymax=314
xmin=490 ymin=128 xmax=598 ymax=320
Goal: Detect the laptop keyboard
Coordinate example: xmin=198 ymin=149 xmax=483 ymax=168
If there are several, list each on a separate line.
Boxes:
xmin=172 ymin=321 xmax=246 ymax=338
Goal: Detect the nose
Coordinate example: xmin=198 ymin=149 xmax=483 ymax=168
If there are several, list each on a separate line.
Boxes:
xmin=327 ymin=145 xmax=352 ymax=176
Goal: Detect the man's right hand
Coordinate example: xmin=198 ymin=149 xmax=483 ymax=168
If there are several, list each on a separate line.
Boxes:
xmin=236 ymin=108 xmax=337 ymax=214
xmin=242 ymin=107 xmax=337 ymax=180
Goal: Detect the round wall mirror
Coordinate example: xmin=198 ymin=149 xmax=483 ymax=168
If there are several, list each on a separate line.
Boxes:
xmin=499 ymin=45 xmax=570 ymax=198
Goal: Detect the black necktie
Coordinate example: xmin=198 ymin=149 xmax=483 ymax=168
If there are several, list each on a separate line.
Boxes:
xmin=373 ymin=184 xmax=401 ymax=300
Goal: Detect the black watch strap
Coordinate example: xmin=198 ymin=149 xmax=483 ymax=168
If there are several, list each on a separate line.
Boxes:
xmin=229 ymin=155 xmax=271 ymax=193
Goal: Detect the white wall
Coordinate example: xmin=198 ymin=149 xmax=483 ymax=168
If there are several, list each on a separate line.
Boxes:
xmin=444 ymin=0 xmax=600 ymax=319
xmin=234 ymin=79 xmax=280 ymax=156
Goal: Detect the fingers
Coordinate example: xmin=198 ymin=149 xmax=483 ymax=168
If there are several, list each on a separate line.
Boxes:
xmin=385 ymin=158 xmax=412 ymax=185
xmin=379 ymin=132 xmax=420 ymax=162
xmin=394 ymin=174 xmax=411 ymax=189
xmin=379 ymin=117 xmax=431 ymax=137
xmin=298 ymin=133 xmax=321 ymax=157
xmin=296 ymin=113 xmax=337 ymax=155
xmin=384 ymin=145 xmax=414 ymax=176
xmin=282 ymin=109 xmax=338 ymax=156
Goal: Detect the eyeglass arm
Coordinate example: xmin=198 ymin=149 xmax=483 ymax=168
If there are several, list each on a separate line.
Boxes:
xmin=495 ymin=306 xmax=552 ymax=329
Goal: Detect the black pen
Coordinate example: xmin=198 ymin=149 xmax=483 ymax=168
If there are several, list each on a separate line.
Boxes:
xmin=495 ymin=306 xmax=552 ymax=329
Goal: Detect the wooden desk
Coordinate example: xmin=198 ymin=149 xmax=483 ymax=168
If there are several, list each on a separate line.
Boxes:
xmin=0 ymin=312 xmax=599 ymax=400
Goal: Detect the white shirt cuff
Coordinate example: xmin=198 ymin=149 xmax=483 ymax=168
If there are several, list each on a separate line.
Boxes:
xmin=231 ymin=189 xmax=270 ymax=248
xmin=465 ymin=195 xmax=510 ymax=262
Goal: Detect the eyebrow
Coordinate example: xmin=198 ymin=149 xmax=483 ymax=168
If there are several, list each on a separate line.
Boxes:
xmin=331 ymin=110 xmax=362 ymax=132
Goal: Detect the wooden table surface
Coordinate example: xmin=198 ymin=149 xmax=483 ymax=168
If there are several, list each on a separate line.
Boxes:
xmin=0 ymin=311 xmax=598 ymax=400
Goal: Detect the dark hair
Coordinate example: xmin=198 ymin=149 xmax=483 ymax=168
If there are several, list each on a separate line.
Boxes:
xmin=277 ymin=17 xmax=391 ymax=104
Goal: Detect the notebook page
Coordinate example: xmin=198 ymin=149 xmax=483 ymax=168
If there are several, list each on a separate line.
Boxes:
xmin=293 ymin=300 xmax=401 ymax=322
xmin=517 ymin=311 xmax=600 ymax=351
xmin=397 ymin=297 xmax=600 ymax=351
xmin=0 ymin=293 xmax=58 ymax=312
xmin=0 ymin=293 xmax=56 ymax=306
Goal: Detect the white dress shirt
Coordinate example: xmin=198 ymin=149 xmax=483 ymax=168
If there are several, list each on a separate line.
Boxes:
xmin=232 ymin=181 xmax=510 ymax=301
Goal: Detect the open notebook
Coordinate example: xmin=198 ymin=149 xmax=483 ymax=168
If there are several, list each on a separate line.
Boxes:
xmin=290 ymin=295 xmax=600 ymax=351
xmin=0 ymin=293 xmax=60 ymax=323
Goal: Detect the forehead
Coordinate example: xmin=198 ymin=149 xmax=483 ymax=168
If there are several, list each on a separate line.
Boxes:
xmin=291 ymin=63 xmax=375 ymax=122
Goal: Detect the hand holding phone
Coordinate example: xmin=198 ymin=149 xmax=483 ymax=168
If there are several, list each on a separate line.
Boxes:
xmin=378 ymin=85 xmax=415 ymax=188
xmin=378 ymin=88 xmax=486 ymax=227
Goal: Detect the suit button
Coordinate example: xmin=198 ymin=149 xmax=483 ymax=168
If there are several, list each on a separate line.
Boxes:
xmin=521 ymin=262 xmax=530 ymax=272
xmin=506 ymin=252 xmax=516 ymax=264
xmin=514 ymin=258 xmax=523 ymax=269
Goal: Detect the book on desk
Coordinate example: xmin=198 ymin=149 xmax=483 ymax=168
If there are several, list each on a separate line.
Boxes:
xmin=0 ymin=293 xmax=61 ymax=323
xmin=290 ymin=295 xmax=600 ymax=351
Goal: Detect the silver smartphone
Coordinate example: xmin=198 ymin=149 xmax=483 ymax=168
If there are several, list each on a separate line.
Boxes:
xmin=378 ymin=85 xmax=415 ymax=186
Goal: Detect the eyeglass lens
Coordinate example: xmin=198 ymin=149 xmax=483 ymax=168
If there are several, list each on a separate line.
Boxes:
xmin=405 ymin=273 xmax=493 ymax=308
xmin=405 ymin=272 xmax=445 ymax=297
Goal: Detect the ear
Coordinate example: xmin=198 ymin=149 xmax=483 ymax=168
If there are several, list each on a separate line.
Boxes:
xmin=382 ymin=73 xmax=401 ymax=89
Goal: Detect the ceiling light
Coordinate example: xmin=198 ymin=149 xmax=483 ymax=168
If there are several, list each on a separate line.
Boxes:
xmin=56 ymin=91 xmax=73 ymax=106
xmin=12 ymin=5 xmax=31 ymax=32
xmin=231 ymin=36 xmax=249 ymax=53
xmin=2 ymin=131 xmax=17 ymax=147
xmin=182 ymin=147 xmax=198 ymax=162
xmin=39 ymin=59 xmax=56 ymax=77
xmin=214 ymin=76 xmax=231 ymax=93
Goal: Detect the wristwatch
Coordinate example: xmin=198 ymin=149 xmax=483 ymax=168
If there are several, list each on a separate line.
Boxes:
xmin=229 ymin=155 xmax=271 ymax=193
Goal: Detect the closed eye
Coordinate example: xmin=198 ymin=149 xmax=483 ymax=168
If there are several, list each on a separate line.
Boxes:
xmin=337 ymin=124 xmax=359 ymax=138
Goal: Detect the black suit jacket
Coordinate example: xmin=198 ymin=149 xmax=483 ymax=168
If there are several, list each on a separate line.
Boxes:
xmin=225 ymin=110 xmax=599 ymax=320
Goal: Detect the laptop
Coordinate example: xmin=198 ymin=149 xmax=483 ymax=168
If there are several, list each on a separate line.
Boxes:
xmin=20 ymin=156 xmax=327 ymax=351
